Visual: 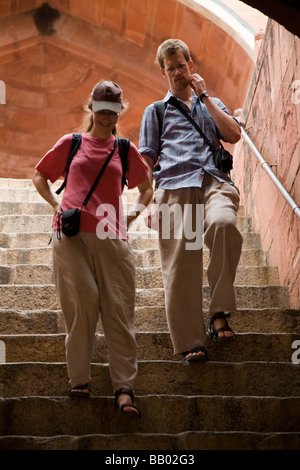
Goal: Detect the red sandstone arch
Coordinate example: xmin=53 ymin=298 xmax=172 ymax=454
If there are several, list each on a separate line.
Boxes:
xmin=0 ymin=1 xmax=254 ymax=178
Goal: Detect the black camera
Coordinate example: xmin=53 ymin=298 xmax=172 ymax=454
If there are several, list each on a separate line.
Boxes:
xmin=213 ymin=147 xmax=233 ymax=173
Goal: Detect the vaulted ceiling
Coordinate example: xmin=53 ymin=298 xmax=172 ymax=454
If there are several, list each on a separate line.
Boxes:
xmin=0 ymin=0 xmax=298 ymax=178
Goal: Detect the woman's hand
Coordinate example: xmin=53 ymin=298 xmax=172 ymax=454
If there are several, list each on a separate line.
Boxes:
xmin=53 ymin=201 xmax=61 ymax=216
xmin=127 ymin=178 xmax=153 ymax=229
xmin=126 ymin=213 xmax=137 ymax=229
xmin=32 ymin=170 xmax=61 ymax=215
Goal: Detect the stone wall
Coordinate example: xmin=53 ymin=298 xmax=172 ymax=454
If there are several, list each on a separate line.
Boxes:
xmin=233 ymin=19 xmax=300 ymax=308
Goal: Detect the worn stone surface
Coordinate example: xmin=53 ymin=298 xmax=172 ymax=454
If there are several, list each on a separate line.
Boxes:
xmin=1 ymin=395 xmax=300 ymax=436
xmin=0 ymin=178 xmax=299 ymax=450
xmin=1 ymin=329 xmax=300 ymax=364
xmin=0 ymin=431 xmax=300 ymax=450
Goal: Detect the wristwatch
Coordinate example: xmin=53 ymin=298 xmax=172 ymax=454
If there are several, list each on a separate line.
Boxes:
xmin=200 ymin=91 xmax=209 ymax=102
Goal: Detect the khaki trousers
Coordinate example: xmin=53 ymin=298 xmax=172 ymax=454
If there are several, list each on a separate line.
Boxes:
xmin=155 ymin=174 xmax=243 ymax=354
xmin=52 ymin=233 xmax=137 ymax=393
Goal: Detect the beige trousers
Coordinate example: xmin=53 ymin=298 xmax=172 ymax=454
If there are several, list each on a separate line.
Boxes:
xmin=52 ymin=232 xmax=137 ymax=393
xmin=155 ymin=173 xmax=243 ymax=354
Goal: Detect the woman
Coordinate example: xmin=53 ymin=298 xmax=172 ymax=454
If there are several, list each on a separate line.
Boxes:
xmin=32 ymin=81 xmax=153 ymax=417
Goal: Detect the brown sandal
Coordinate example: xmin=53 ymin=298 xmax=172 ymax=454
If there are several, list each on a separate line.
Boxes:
xmin=68 ymin=383 xmax=91 ymax=398
xmin=182 ymin=346 xmax=209 ymax=362
xmin=114 ymin=388 xmax=141 ymax=418
xmin=209 ymin=312 xmax=236 ymax=341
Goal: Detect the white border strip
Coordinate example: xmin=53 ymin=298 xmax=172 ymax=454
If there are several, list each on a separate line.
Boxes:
xmin=0 ymin=340 xmax=6 ymax=363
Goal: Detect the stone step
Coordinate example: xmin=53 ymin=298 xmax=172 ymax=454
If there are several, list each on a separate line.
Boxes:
xmin=129 ymin=232 xmax=261 ymax=250
xmin=0 ymin=178 xmax=245 ymax=211
xmin=0 ymin=213 xmax=252 ymax=235
xmin=0 ymin=191 xmax=135 ymax=207
xmin=0 ymin=231 xmax=262 ymax=250
xmin=0 ymin=232 xmax=52 ymax=249
xmin=0 ymin=361 xmax=299 ymax=398
xmin=0 ymin=178 xmax=297 ymax=453
xmin=0 ymin=198 xmax=247 ymax=224
xmin=0 ymin=247 xmax=53 ymax=266
xmin=0 ymin=395 xmax=299 ymax=435
xmin=0 ymin=284 xmax=290 ymax=310
xmin=134 ymin=247 xmax=268 ymax=268
xmin=0 ymin=178 xmax=61 ymax=192
xmin=0 ymin=201 xmax=53 ymax=216
xmin=0 ymin=215 xmax=54 ymax=233
xmin=135 ymin=286 xmax=290 ymax=310
xmin=0 ymin=182 xmax=140 ymax=203
xmin=0 ymin=332 xmax=299 ymax=364
xmin=0 ymin=181 xmax=295 ymax=453
xmin=0 ymin=188 xmax=50 ymax=203
xmin=134 ymin=307 xmax=300 ymax=335
xmin=0 ymin=431 xmax=299 ymax=451
xmin=0 ymin=285 xmax=60 ymax=310
xmin=1 ymin=308 xmax=299 ymax=335
xmin=0 ymin=264 xmax=280 ymax=286
xmin=135 ymin=265 xmax=279 ymax=287
xmin=0 ymin=179 xmax=33 ymax=188
xmin=0 ymin=178 xmax=54 ymax=189
xmin=0 ymin=245 xmax=268 ymax=268
xmin=129 ymin=214 xmax=251 ymax=234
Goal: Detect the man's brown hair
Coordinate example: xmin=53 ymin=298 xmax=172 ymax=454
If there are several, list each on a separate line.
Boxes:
xmin=156 ymin=39 xmax=191 ymax=69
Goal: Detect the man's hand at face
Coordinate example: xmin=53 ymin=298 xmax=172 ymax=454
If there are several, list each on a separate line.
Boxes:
xmin=189 ymin=74 xmax=207 ymax=97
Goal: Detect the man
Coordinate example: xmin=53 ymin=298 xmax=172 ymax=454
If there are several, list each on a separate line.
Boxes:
xmin=139 ymin=39 xmax=243 ymax=361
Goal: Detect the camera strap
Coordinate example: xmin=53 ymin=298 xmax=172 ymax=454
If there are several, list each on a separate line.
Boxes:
xmin=168 ymin=95 xmax=223 ymax=151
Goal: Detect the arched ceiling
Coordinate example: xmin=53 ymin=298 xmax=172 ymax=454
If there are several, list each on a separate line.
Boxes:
xmin=0 ymin=0 xmax=295 ymax=178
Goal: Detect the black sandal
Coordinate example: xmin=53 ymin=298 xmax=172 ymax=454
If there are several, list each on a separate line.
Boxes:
xmin=182 ymin=346 xmax=209 ymax=362
xmin=209 ymin=312 xmax=236 ymax=341
xmin=114 ymin=388 xmax=141 ymax=418
xmin=68 ymin=383 xmax=91 ymax=398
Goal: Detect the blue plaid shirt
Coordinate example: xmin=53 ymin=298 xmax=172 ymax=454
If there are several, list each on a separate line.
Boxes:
xmin=139 ymin=90 xmax=234 ymax=189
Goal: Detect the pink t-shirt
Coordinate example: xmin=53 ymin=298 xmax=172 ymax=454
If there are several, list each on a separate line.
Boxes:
xmin=36 ymin=133 xmax=149 ymax=239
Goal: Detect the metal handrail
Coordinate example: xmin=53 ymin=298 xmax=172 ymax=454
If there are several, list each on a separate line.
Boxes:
xmin=241 ymin=128 xmax=300 ymax=219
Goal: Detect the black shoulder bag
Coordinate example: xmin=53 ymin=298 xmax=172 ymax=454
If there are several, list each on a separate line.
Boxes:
xmin=168 ymin=95 xmax=233 ymax=173
xmin=57 ymin=138 xmax=118 ymax=239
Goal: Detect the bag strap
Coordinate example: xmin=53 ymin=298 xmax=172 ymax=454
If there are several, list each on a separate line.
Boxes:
xmin=154 ymin=100 xmax=166 ymax=137
xmin=118 ymin=138 xmax=130 ymax=186
xmin=168 ymin=95 xmax=221 ymax=151
xmin=153 ymin=100 xmax=167 ymax=155
xmin=82 ymin=138 xmax=118 ymax=207
xmin=56 ymin=133 xmax=82 ymax=195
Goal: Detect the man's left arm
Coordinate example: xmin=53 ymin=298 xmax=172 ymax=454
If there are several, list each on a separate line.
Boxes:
xmin=189 ymin=74 xmax=241 ymax=144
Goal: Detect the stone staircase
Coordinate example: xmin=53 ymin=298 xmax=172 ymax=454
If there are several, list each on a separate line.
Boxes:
xmin=0 ymin=177 xmax=299 ymax=450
